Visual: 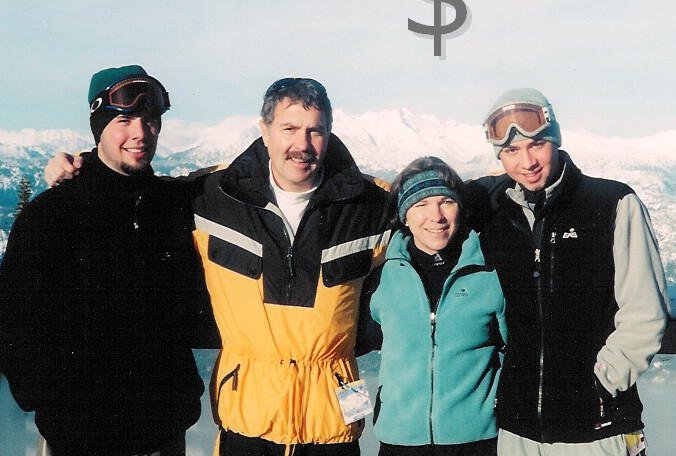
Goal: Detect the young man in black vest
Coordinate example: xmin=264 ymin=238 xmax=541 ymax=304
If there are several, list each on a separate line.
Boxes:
xmin=480 ymin=88 xmax=669 ymax=455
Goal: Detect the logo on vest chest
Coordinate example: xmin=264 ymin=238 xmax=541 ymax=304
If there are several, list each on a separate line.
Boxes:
xmin=562 ymin=228 xmax=578 ymax=239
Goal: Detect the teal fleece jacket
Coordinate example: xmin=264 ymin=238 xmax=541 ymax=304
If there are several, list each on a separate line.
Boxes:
xmin=369 ymin=229 xmax=507 ymax=445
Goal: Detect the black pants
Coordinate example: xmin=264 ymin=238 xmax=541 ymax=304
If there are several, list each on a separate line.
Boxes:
xmin=219 ymin=430 xmax=360 ymax=456
xmin=379 ymin=438 xmax=497 ymax=456
xmin=46 ymin=431 xmax=186 ymax=456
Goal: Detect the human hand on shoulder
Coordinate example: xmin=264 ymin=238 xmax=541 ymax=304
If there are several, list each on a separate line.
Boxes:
xmin=44 ymin=152 xmax=84 ymax=187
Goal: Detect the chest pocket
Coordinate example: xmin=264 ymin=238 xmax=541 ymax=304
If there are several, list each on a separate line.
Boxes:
xmin=552 ymin=221 xmax=610 ymax=273
xmin=195 ymin=214 xmax=263 ymax=279
xmin=320 ymin=228 xmax=391 ymax=286
xmin=322 ymin=250 xmax=372 ymax=287
xmin=549 ymin=220 xmax=614 ymax=302
xmin=208 ymin=235 xmax=262 ymax=279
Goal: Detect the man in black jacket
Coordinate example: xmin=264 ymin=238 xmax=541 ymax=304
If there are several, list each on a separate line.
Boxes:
xmin=480 ymin=88 xmax=668 ymax=455
xmin=0 ymin=65 xmax=216 ymax=455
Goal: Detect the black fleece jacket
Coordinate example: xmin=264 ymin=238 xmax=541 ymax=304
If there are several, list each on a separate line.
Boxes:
xmin=0 ymin=151 xmax=217 ymax=454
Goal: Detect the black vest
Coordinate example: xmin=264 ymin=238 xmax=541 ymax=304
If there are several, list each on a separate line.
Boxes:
xmin=481 ymin=153 xmax=643 ymax=443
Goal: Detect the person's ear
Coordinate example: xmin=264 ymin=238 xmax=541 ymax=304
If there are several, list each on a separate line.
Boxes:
xmin=259 ymin=119 xmax=269 ymax=147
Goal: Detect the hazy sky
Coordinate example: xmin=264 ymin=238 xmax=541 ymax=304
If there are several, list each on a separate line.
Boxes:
xmin=1 ymin=1 xmax=674 ymax=137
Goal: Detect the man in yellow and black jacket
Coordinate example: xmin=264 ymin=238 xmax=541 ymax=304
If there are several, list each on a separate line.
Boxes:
xmin=191 ymin=78 xmax=390 ymax=455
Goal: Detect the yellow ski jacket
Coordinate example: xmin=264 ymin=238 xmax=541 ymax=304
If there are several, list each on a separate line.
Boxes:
xmin=191 ymin=135 xmax=390 ymax=446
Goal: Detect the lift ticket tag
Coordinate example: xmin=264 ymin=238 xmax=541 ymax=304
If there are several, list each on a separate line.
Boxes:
xmin=335 ymin=379 xmax=373 ymax=424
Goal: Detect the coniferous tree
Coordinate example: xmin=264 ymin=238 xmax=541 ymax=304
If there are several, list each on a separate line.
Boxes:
xmin=14 ymin=175 xmax=33 ymax=218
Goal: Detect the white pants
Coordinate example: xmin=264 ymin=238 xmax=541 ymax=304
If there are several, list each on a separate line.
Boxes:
xmin=36 ymin=436 xmax=49 ymax=456
xmin=497 ymin=429 xmax=646 ymax=456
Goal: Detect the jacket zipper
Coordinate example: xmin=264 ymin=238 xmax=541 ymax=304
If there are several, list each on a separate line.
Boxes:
xmin=511 ymin=199 xmax=558 ymax=440
xmin=593 ymin=376 xmax=612 ymax=430
xmin=400 ymin=257 xmax=440 ymax=444
xmin=219 ymin=190 xmax=304 ymax=305
xmin=285 ymin=246 xmax=294 ymax=302
xmin=286 ymin=247 xmax=295 ymax=277
xmin=534 ymin=247 xmax=545 ymax=425
xmin=532 ymin=214 xmax=548 ymax=441
xmin=549 ymin=231 xmax=556 ymax=293
xmin=133 ymin=194 xmax=142 ymax=230
xmin=280 ymin=223 xmax=295 ymax=303
xmin=282 ymin=203 xmax=314 ymax=303
xmin=419 ymin=264 xmax=480 ymax=444
xmin=429 ymin=303 xmax=439 ymax=444
xmin=537 ymin=231 xmax=556 ymax=421
xmin=217 ymin=363 xmax=241 ymax=402
xmin=512 ymin=213 xmax=546 ymax=428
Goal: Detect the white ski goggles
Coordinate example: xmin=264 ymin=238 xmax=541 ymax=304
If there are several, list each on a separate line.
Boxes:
xmin=484 ymin=102 xmax=554 ymax=146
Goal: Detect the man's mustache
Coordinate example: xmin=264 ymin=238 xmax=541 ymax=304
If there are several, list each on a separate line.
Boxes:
xmin=288 ymin=151 xmax=316 ymax=162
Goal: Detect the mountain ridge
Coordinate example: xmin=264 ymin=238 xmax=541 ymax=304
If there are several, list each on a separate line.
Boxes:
xmin=1 ymin=109 xmax=674 ymax=286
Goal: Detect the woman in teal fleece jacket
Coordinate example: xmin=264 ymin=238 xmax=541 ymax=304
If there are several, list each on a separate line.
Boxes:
xmin=359 ymin=157 xmax=507 ymax=456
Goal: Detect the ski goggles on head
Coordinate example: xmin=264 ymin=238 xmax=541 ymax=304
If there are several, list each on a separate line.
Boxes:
xmin=484 ymin=102 xmax=553 ymax=146
xmin=265 ymin=77 xmax=327 ymax=97
xmin=89 ymin=76 xmax=170 ymax=115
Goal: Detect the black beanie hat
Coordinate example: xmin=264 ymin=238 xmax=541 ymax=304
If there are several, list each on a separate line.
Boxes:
xmin=88 ymin=65 xmax=165 ymax=144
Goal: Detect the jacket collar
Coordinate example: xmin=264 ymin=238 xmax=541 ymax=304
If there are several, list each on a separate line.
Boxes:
xmin=82 ymin=147 xmax=156 ymax=193
xmin=217 ymin=134 xmax=365 ymax=208
xmin=386 ymin=228 xmax=486 ymax=272
xmin=495 ymin=149 xmax=583 ymax=211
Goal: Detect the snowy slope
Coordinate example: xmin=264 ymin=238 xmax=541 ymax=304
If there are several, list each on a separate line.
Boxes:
xmin=3 ymin=351 xmax=675 ymax=456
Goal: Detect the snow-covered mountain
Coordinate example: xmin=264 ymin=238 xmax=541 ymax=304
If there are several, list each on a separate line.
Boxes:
xmin=1 ymin=109 xmax=674 ymax=285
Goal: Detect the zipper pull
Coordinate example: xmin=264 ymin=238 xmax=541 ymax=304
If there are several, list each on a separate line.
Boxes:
xmin=133 ymin=195 xmax=142 ymax=230
xmin=594 ymin=396 xmax=612 ymax=429
xmin=533 ymin=248 xmax=542 ymax=279
xmin=430 ymin=312 xmax=437 ymax=345
xmin=232 ymin=366 xmax=239 ymax=391
xmin=593 ymin=377 xmax=613 ymax=430
xmin=217 ymin=363 xmax=241 ymax=395
xmin=550 ymin=232 xmax=557 ymax=244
